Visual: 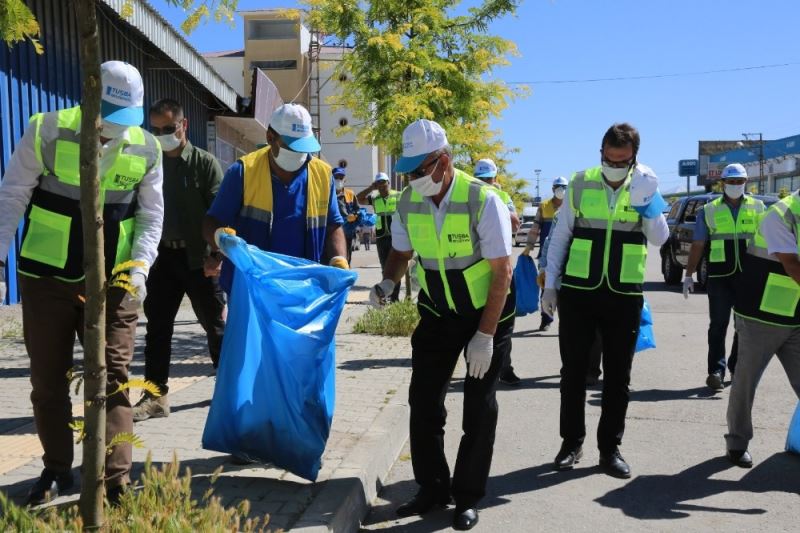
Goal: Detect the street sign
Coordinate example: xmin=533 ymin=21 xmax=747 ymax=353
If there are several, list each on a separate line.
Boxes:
xmin=678 ymin=159 xmax=699 ymax=177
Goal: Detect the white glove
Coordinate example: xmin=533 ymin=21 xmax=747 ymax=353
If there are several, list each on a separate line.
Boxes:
xmin=683 ymin=275 xmax=694 ymax=299
xmin=541 ymin=288 xmax=558 ymax=316
xmin=629 ymin=164 xmax=659 ymax=207
xmin=466 ymin=330 xmax=493 ymax=379
xmin=369 ymin=279 xmax=395 ymax=308
xmin=130 ymin=272 xmax=147 ymax=307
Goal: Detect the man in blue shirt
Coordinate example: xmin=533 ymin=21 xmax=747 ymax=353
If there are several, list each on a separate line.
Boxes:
xmin=203 ymin=104 xmax=347 ymax=293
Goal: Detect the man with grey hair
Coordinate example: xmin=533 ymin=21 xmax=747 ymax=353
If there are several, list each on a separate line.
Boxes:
xmin=370 ymin=119 xmax=514 ymax=530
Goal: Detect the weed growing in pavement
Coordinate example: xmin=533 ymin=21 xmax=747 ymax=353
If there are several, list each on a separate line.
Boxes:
xmin=0 ymin=317 xmax=23 ymax=339
xmin=0 ymin=454 xmax=271 ymax=532
xmin=353 ymin=299 xmax=420 ymax=336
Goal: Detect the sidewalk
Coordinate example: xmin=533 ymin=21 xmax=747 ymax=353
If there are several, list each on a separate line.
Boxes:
xmin=0 ymin=249 xmax=411 ymax=532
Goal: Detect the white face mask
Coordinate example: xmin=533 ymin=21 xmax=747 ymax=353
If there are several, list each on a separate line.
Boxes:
xmin=724 ymin=183 xmax=746 ymax=199
xmin=554 ymin=188 xmax=566 ymax=200
xmin=273 ymin=146 xmax=308 ymax=172
xmin=101 ymin=119 xmax=128 ymax=139
xmin=156 ymin=133 xmax=182 ymax=152
xmin=335 ymin=179 xmax=345 ymax=191
xmin=602 ymin=164 xmax=631 ymax=183
xmin=409 ymin=161 xmax=443 ymax=197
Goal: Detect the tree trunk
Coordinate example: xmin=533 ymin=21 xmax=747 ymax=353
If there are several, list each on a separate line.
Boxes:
xmin=75 ymin=0 xmax=106 ymax=528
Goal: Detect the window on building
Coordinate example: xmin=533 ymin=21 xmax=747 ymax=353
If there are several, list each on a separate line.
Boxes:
xmin=338 ymin=159 xmax=348 ymax=168
xmin=251 ymin=60 xmax=297 ymax=70
xmin=247 ymin=19 xmax=297 ymax=40
xmin=339 ymin=117 xmax=348 ymax=127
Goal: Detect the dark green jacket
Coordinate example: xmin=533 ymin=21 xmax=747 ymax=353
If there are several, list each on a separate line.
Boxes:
xmin=162 ymin=141 xmax=222 ymax=269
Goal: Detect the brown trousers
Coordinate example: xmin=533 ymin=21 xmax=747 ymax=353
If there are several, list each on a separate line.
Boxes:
xmin=21 ymin=275 xmax=139 ymax=488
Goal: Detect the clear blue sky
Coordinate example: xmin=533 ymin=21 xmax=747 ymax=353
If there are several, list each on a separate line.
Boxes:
xmin=152 ymin=0 xmax=800 ymax=196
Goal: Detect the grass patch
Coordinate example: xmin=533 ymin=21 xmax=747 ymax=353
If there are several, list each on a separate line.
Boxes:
xmin=352 ymin=299 xmax=419 ymax=337
xmin=0 ymin=455 xmax=270 ymax=532
xmin=0 ymin=317 xmax=23 ymax=339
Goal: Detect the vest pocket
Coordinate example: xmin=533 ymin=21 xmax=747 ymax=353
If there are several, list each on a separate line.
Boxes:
xmin=620 ymin=243 xmax=647 ymax=284
xmin=463 ymin=259 xmax=491 ymax=309
xmin=759 ymin=272 xmax=800 ymax=317
xmin=709 ymin=239 xmax=726 ymax=263
xmin=565 ymin=238 xmax=592 ymax=279
xmin=21 ymin=205 xmax=72 ymax=268
xmin=115 ymin=218 xmax=136 ymax=266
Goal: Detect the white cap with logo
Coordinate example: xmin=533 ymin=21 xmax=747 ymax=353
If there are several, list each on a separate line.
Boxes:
xmin=269 ymin=103 xmax=321 ymax=153
xmin=374 ymin=172 xmax=390 ymax=183
xmin=395 ymin=119 xmax=448 ymax=173
xmin=100 ymin=61 xmax=144 ymax=126
xmin=473 ymin=158 xmax=497 ymax=179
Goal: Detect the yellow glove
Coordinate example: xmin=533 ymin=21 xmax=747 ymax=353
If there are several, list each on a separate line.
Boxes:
xmin=329 ymin=256 xmax=350 ymax=269
xmin=536 ymin=271 xmax=546 ymax=289
xmin=347 ymin=213 xmax=358 ymax=223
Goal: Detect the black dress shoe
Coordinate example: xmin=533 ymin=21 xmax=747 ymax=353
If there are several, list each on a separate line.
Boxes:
xmin=26 ymin=469 xmax=74 ymax=506
xmin=554 ymin=444 xmax=583 ymax=470
xmin=727 ymin=449 xmax=753 ymax=468
xmin=499 ymin=369 xmax=522 ymax=386
xmin=599 ymin=450 xmax=631 ymax=478
xmin=396 ymin=488 xmax=451 ymax=517
xmin=453 ymin=507 xmax=479 ymax=530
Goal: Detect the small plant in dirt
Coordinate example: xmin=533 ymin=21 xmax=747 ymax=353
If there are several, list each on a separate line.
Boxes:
xmin=353 ymin=299 xmax=420 ymax=336
xmin=0 ymin=454 xmax=270 ymax=532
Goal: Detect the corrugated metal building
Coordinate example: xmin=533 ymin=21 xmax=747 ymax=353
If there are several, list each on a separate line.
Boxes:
xmin=0 ymin=0 xmax=238 ymax=304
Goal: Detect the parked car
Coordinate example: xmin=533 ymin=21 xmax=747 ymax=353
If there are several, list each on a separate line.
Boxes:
xmin=660 ymin=193 xmax=777 ymax=287
xmin=514 ymin=221 xmax=534 ymax=247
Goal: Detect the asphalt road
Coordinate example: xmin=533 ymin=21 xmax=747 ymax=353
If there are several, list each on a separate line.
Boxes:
xmin=362 ymin=246 xmax=800 ymax=532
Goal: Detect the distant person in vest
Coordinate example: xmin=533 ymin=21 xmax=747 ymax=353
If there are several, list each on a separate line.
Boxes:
xmin=473 ymin=158 xmax=520 ymax=233
xmin=133 ymin=98 xmax=226 ymax=423
xmin=683 ymin=163 xmax=765 ymax=393
xmin=474 ymin=157 xmax=521 ymax=387
xmin=203 ymin=103 xmax=347 ymax=298
xmin=725 ymin=191 xmax=800 ymax=468
xmin=524 ymin=176 xmax=568 ymax=331
xmin=358 ymin=171 xmax=402 ymax=302
xmin=333 ymin=166 xmax=360 ymax=265
xmin=542 ymin=123 xmax=668 ymax=479
xmin=0 ymin=61 xmax=163 ymax=505
xmin=370 ymin=119 xmax=514 ymax=531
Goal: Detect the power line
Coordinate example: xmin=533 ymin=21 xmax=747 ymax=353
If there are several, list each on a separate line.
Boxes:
xmin=507 ymin=61 xmax=800 ymax=85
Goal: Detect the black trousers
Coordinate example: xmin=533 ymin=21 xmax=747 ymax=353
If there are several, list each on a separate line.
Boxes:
xmin=558 ymin=286 xmax=642 ymax=454
xmin=706 ymin=275 xmax=738 ymax=377
xmin=143 ymin=247 xmax=225 ymax=393
xmin=376 ymin=235 xmax=401 ymax=301
xmin=409 ymin=305 xmax=514 ymax=509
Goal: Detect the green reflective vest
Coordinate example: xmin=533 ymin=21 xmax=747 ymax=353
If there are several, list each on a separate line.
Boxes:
xmin=374 ymin=190 xmax=399 ymax=234
xmin=398 ymin=169 xmax=513 ymax=317
xmin=560 ymin=166 xmax=647 ymax=295
xmin=19 ymin=106 xmax=160 ymax=281
xmin=704 ymin=195 xmax=765 ymax=277
xmin=493 ymin=187 xmax=511 ymax=206
xmin=735 ymin=195 xmax=800 ymax=327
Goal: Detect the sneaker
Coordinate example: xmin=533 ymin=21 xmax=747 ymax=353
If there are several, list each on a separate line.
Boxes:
xmin=499 ymin=369 xmax=521 ymax=386
xmin=706 ymin=372 xmax=724 ymax=392
xmin=26 ymin=468 xmax=74 ymax=506
xmin=132 ymin=392 xmax=169 ymax=422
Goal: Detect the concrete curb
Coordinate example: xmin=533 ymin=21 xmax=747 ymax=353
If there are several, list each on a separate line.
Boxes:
xmin=292 ymin=401 xmax=409 ymax=532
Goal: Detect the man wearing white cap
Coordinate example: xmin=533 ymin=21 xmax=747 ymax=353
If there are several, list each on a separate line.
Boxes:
xmin=370 ymin=119 xmax=514 ymax=530
xmin=683 ymin=163 xmax=765 ymax=392
xmin=0 ymin=60 xmax=164 ymax=505
xmin=203 ymin=103 xmax=347 ymax=296
xmin=358 ymin=171 xmax=402 ymax=301
xmin=473 ymin=158 xmax=520 ymax=233
xmin=543 ymin=123 xmax=668 ymax=478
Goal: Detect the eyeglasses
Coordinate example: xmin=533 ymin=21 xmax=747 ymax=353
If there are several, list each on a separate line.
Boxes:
xmin=408 ymin=157 xmax=440 ymax=179
xmin=150 ymin=122 xmax=182 ymax=136
xmin=602 ymin=157 xmax=634 ymax=169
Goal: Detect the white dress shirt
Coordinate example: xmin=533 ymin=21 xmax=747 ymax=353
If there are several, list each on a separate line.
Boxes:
xmin=391 ymin=176 xmax=512 ymax=260
xmin=545 ymin=168 xmax=669 ymax=289
xmin=0 ymin=117 xmax=164 ymax=274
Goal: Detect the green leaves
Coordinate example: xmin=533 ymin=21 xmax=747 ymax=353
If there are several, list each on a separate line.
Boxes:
xmin=163 ymin=0 xmax=240 ymax=34
xmin=0 ymin=0 xmax=43 ymax=54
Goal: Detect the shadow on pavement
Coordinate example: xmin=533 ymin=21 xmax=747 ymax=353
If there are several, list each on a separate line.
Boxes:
xmin=587 ymin=386 xmax=724 ymax=407
xmin=363 ymin=478 xmax=461 ymax=532
xmin=449 ymin=375 xmax=561 ymax=393
xmin=0 ymin=416 xmax=34 ymax=434
xmin=338 ymin=358 xmax=411 ymax=371
xmin=511 ymin=329 xmax=558 ymax=339
xmin=595 ymin=453 xmax=800 ymax=519
xmin=483 ymin=462 xmax=597 ymax=508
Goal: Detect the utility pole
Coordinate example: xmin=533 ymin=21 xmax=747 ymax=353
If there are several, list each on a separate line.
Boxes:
xmin=534 ymin=169 xmax=541 ymax=203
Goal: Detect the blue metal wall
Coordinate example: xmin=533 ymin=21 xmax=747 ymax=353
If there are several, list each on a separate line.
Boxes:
xmin=0 ymin=1 xmax=228 ymax=304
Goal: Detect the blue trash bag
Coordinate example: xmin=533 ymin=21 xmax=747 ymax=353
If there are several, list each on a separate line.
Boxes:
xmin=514 ymin=254 xmax=539 ymax=316
xmin=635 ymin=299 xmax=656 ymax=352
xmin=202 ymin=234 xmax=357 ymax=481
xmin=786 ymin=401 xmax=800 ymax=455
xmin=343 ymin=208 xmax=377 ymax=236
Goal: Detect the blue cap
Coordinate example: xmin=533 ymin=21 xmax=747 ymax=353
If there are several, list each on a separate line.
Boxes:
xmin=332 ymin=167 xmax=346 ymax=177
